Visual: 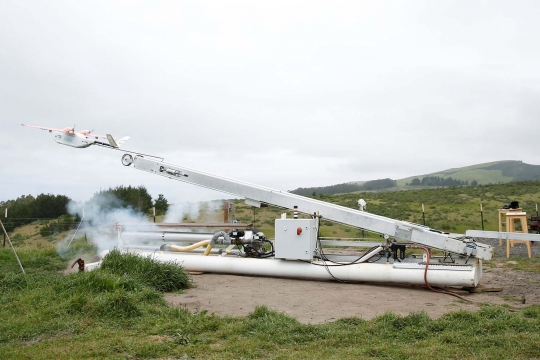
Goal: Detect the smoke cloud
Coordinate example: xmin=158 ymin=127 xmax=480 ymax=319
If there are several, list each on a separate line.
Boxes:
xmin=61 ymin=195 xmax=227 ymax=255
xmin=164 ymin=200 xmax=225 ymax=224
xmin=64 ymin=192 xmax=156 ymax=254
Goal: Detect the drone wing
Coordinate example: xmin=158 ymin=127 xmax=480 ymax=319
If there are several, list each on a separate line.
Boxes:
xmin=79 ymin=131 xmax=108 ymax=139
xmin=21 ymin=124 xmax=67 ymax=133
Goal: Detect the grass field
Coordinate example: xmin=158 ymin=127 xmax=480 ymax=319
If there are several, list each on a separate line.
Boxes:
xmin=1 ymin=246 xmax=540 ymax=359
xmin=2 ymin=180 xmax=540 ymax=358
xmin=396 ymin=160 xmax=515 ymax=186
xmin=231 ymin=180 xmax=540 ymax=238
xmin=6 ymin=180 xmax=540 ymax=246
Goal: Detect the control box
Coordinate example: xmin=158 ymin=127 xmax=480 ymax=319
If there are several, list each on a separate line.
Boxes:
xmin=274 ymin=218 xmax=318 ymax=260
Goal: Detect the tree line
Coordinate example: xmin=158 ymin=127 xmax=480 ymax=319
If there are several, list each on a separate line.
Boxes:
xmin=0 ymin=194 xmax=71 ymax=232
xmin=291 ymin=178 xmax=396 ymax=196
xmin=407 ymin=176 xmax=477 ymax=187
xmin=290 ymin=175 xmax=481 ymax=197
xmin=1 ymin=186 xmax=170 ymax=233
xmin=90 ymin=185 xmax=169 ymax=215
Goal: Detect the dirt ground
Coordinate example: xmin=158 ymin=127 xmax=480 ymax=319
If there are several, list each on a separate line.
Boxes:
xmin=164 ymin=267 xmax=538 ymax=324
xmin=166 ymin=240 xmax=540 ymax=324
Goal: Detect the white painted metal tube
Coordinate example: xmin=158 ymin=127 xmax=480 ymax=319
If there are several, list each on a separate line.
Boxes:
xmin=124 ymin=246 xmax=221 ymax=254
xmin=467 ymin=230 xmax=540 ymax=242
xmin=121 ymin=231 xmax=214 ymax=242
xmin=130 ymin=156 xmax=493 ymax=260
xmin=126 ymin=250 xmax=480 ymax=287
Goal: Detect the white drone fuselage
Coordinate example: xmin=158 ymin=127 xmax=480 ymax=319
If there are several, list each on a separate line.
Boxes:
xmin=22 ymin=124 xmax=130 ymax=149
xmin=53 ymin=132 xmax=98 ymax=148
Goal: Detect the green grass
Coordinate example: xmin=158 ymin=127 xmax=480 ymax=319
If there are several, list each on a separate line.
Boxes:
xmin=232 ymin=180 xmax=540 ymax=238
xmin=396 ymin=160 xmax=540 ymax=186
xmin=1 ymin=247 xmax=540 ymax=359
xmin=495 ymin=256 xmax=540 ymax=273
xmin=8 ymin=181 xmax=540 ymax=248
xmin=100 ymin=249 xmax=192 ymax=292
xmin=0 ymin=246 xmax=65 ymax=275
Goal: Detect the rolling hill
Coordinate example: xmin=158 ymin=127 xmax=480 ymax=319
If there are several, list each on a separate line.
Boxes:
xmin=396 ymin=160 xmax=540 ymax=186
xmin=292 ymin=160 xmax=540 ymax=196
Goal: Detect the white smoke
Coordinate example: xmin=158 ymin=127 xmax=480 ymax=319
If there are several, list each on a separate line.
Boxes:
xmin=163 ymin=200 xmax=225 ymax=224
xmin=64 ymin=192 xmax=157 ymax=253
xmin=163 ymin=202 xmax=201 ymax=223
xmin=61 ymin=195 xmax=228 ymax=255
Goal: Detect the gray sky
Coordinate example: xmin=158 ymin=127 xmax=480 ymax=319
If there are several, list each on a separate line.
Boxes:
xmin=1 ymin=1 xmax=540 ymax=204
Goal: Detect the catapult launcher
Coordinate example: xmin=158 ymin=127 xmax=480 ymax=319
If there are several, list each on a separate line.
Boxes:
xmin=84 ymin=152 xmax=503 ymax=288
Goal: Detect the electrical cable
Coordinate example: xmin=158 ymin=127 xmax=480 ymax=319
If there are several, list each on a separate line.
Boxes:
xmin=312 ymin=217 xmax=382 ymax=282
xmin=242 ymin=238 xmax=275 ymax=258
xmin=367 ymin=254 xmax=384 ymax=263
xmin=418 ymin=246 xmax=471 ymax=302
xmin=259 ymin=239 xmax=275 ymax=257
xmin=310 ymin=218 xmax=348 ymax=282
xmin=316 ymin=235 xmax=381 ymax=266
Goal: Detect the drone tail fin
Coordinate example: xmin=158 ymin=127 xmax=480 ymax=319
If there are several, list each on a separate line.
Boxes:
xmin=106 ymin=134 xmax=119 ymax=148
xmin=117 ymin=136 xmax=130 ymax=147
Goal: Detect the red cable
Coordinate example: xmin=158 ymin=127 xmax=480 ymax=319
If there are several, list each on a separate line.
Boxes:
xmin=419 ymin=246 xmax=471 ymax=302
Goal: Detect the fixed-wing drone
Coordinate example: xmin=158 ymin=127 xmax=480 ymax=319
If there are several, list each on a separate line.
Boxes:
xmin=22 ymin=124 xmax=129 ymax=149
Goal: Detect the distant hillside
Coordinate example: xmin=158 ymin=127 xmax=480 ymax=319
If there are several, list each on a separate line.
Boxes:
xmin=396 ymin=160 xmax=540 ymax=186
xmin=291 ymin=160 xmax=540 ymax=196
xmin=291 ymin=178 xmax=396 ymax=196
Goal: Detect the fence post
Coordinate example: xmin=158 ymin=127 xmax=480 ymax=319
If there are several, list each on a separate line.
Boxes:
xmin=480 ymin=203 xmax=484 ymax=231
xmin=3 ymin=208 xmax=6 ymax=248
xmin=0 ymin=219 xmax=26 ymax=275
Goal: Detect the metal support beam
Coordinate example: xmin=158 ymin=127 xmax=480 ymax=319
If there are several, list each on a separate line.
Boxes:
xmin=124 ymin=155 xmax=492 ymax=260
xmin=466 ymin=230 xmax=540 ymax=242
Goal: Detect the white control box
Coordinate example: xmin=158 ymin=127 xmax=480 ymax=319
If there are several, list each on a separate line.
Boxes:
xmin=274 ymin=218 xmax=318 ymax=260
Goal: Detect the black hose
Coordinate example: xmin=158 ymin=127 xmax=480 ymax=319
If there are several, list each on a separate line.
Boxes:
xmin=316 ymin=236 xmax=381 ymax=266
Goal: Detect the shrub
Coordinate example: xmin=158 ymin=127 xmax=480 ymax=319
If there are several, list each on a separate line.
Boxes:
xmin=100 ymin=250 xmax=192 ymax=292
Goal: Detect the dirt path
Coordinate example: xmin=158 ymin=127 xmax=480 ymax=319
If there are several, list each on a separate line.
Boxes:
xmin=165 ymin=240 xmax=540 ymax=324
xmin=164 ymin=266 xmax=540 ymax=324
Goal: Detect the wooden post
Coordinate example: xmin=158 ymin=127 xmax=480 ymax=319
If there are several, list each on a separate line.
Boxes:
xmin=152 ymin=207 xmax=156 ymax=223
xmin=422 ymin=204 xmax=426 ymax=226
xmin=223 ymin=201 xmax=229 ymax=223
xmin=0 ymin=219 xmax=26 ymax=275
xmin=3 ymin=208 xmax=6 ymax=248
xmin=83 ymin=208 xmax=87 ymax=242
xmin=480 ymin=203 xmax=484 ymax=231
xmin=536 ymin=204 xmax=539 ymax=234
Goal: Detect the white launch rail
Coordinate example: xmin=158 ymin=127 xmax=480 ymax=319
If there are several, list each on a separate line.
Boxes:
xmin=121 ymin=154 xmax=492 ymax=260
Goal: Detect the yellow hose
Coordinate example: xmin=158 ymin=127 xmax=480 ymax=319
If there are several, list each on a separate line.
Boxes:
xmin=203 ymin=244 xmax=213 ymax=256
xmin=170 ymin=240 xmax=211 ymax=252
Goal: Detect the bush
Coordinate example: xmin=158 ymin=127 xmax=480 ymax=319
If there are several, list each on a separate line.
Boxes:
xmin=100 ymin=250 xmax=192 ymax=292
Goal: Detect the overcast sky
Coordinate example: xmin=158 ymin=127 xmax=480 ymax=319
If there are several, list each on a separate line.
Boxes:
xmin=1 ymin=1 xmax=539 ymax=205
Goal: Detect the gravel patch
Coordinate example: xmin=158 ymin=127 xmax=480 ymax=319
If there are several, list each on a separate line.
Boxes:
xmin=476 ymin=237 xmax=539 ymax=259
